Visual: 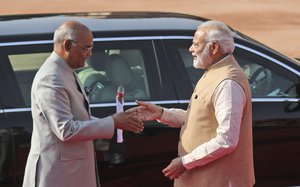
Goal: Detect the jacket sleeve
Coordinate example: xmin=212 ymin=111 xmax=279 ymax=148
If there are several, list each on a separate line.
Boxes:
xmin=34 ymin=74 xmax=115 ymax=142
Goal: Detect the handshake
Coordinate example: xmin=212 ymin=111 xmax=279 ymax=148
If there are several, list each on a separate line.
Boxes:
xmin=112 ymin=101 xmax=164 ymax=134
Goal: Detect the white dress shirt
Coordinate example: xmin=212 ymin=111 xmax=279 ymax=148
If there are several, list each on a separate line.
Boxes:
xmin=160 ymin=79 xmax=246 ymax=170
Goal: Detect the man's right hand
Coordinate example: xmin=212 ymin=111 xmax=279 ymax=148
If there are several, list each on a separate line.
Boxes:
xmin=134 ymin=100 xmax=164 ymax=121
xmin=112 ymin=109 xmax=144 ymax=134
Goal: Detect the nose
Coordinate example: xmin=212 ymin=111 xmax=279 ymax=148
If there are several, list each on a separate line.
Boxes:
xmin=87 ymin=50 xmax=92 ymax=57
xmin=189 ymin=45 xmax=193 ymax=53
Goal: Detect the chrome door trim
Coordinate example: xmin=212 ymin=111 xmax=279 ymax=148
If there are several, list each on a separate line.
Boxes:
xmin=178 ymin=98 xmax=300 ymax=104
xmin=2 ymin=98 xmax=300 ymax=114
xmin=0 ymin=36 xmax=192 ymax=47
xmin=0 ymin=40 xmax=53 ymax=46
xmin=0 ymin=36 xmax=299 ymax=76
xmin=235 ymin=43 xmax=300 ymax=76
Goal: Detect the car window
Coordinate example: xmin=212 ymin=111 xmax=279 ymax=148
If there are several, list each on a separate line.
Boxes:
xmin=234 ymin=47 xmax=298 ymax=98
xmin=176 ymin=44 xmax=298 ymax=98
xmin=178 ymin=48 xmax=204 ymax=88
xmin=9 ymin=53 xmax=50 ymax=106
xmin=2 ymin=40 xmax=161 ymax=107
xmin=77 ymin=40 xmax=155 ymax=103
xmin=162 ymin=39 xmax=203 ymax=99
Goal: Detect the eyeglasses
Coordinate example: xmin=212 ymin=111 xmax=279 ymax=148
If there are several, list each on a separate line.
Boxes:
xmin=70 ymin=40 xmax=93 ymax=53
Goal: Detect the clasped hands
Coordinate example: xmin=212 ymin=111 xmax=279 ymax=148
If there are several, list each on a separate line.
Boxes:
xmin=112 ymin=100 xmax=161 ymax=133
xmin=113 ymin=100 xmax=187 ymax=180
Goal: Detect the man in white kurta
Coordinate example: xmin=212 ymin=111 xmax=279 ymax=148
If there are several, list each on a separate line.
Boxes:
xmin=136 ymin=21 xmax=255 ymax=187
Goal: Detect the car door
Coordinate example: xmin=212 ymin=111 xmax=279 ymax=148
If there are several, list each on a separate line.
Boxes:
xmin=0 ymin=36 xmax=182 ymax=187
xmin=75 ymin=37 xmax=180 ymax=187
xmin=163 ymin=38 xmax=300 ymax=186
xmin=233 ymin=42 xmax=300 ymax=186
xmin=0 ymin=41 xmax=53 ymax=187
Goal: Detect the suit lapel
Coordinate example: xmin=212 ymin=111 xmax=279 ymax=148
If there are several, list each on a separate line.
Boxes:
xmin=49 ymin=52 xmax=91 ymax=114
xmin=74 ymin=72 xmax=90 ymax=113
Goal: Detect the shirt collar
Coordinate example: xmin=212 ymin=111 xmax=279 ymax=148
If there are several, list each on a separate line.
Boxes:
xmin=207 ymin=53 xmax=233 ymax=71
xmin=49 ymin=51 xmax=74 ymax=73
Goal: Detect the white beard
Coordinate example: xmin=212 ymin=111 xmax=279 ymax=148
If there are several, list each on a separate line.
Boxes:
xmin=193 ymin=58 xmax=204 ymax=69
xmin=193 ymin=43 xmax=213 ymax=69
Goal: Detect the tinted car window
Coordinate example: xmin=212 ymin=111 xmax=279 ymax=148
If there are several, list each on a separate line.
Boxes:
xmin=9 ymin=53 xmax=50 ymax=106
xmin=234 ymin=47 xmax=298 ymax=98
xmin=177 ymin=47 xmax=204 ymax=88
xmin=172 ymin=41 xmax=299 ymax=98
xmin=0 ymin=44 xmax=52 ymax=108
xmin=77 ymin=41 xmax=153 ymax=103
xmin=4 ymin=40 xmax=159 ymax=107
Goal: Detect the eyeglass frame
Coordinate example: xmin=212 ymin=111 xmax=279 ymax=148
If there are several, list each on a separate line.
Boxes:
xmin=70 ymin=40 xmax=93 ymax=52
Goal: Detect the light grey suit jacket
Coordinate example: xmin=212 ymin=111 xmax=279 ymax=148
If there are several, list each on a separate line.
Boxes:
xmin=22 ymin=52 xmax=115 ymax=187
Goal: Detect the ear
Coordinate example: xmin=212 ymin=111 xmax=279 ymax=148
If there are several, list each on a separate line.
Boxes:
xmin=210 ymin=41 xmax=219 ymax=55
xmin=64 ymin=39 xmax=73 ymax=52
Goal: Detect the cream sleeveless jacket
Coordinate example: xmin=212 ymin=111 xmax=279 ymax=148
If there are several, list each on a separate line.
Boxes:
xmin=175 ymin=56 xmax=255 ymax=187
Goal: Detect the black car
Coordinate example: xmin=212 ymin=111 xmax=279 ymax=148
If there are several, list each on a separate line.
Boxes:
xmin=0 ymin=12 xmax=300 ymax=187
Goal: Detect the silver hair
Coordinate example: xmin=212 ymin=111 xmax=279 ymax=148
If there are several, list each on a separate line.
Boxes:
xmin=53 ymin=21 xmax=89 ymax=44
xmin=198 ymin=20 xmax=235 ymax=54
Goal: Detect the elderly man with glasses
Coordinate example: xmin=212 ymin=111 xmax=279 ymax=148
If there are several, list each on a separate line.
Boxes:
xmin=22 ymin=21 xmax=144 ymax=187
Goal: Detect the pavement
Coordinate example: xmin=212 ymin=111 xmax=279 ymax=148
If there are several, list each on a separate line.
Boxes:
xmin=0 ymin=0 xmax=299 ymax=58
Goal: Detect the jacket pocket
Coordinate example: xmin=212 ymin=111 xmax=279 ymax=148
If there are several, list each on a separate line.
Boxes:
xmin=192 ymin=91 xmax=206 ymax=104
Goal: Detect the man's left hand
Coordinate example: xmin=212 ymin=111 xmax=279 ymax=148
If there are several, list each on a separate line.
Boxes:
xmin=162 ymin=157 xmax=187 ymax=180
